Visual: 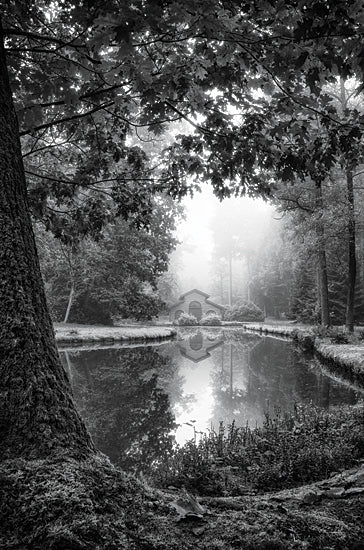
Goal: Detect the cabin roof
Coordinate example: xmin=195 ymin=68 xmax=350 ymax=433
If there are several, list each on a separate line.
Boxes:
xmin=179 ymin=288 xmax=210 ymax=299
xmin=169 ymin=288 xmax=225 ymax=311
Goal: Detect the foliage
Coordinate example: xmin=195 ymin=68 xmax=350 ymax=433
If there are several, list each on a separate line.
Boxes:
xmin=3 ymin=1 xmax=364 ymax=218
xmin=36 ymin=194 xmax=180 ymax=323
xmin=199 ymin=313 xmax=222 ymax=326
xmin=70 ymin=291 xmax=114 ymax=326
xmin=151 ymin=404 xmax=364 ymax=496
xmin=224 ymin=301 xmax=264 ymax=322
xmin=176 ymin=313 xmax=199 ymax=326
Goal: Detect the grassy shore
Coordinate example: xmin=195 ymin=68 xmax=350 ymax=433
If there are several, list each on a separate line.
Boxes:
xmin=54 ymin=322 xmax=177 ymax=346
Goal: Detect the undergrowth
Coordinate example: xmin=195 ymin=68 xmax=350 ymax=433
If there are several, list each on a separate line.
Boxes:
xmin=151 ymin=403 xmax=364 ymax=496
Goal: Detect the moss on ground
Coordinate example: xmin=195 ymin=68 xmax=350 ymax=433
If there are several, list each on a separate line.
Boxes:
xmin=0 ymin=454 xmax=175 ymax=550
xmin=1 ymin=453 xmax=364 ymax=549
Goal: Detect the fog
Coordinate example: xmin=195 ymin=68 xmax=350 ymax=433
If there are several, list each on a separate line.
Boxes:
xmin=170 ymin=185 xmax=280 ymax=304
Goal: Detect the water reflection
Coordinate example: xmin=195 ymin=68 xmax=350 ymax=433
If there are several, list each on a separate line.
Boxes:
xmin=60 ymin=329 xmax=362 ymax=472
xmin=62 ymin=347 xmax=178 ymax=473
xmin=177 ymin=330 xmax=223 ymax=362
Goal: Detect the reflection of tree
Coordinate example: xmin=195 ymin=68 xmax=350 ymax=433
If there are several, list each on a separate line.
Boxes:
xmin=210 ymin=339 xmax=262 ymax=427
xmin=210 ymin=335 xmax=359 ymax=429
xmin=248 ymin=339 xmax=358 ymax=411
xmin=61 ymin=347 xmax=178 ymax=474
xmin=158 ymin=343 xmax=197 ymax=412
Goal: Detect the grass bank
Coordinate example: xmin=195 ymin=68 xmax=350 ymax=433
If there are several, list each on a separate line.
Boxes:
xmin=54 ymin=322 xmax=177 ymax=347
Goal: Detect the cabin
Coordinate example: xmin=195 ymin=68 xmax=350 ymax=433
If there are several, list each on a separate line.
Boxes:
xmin=169 ymin=289 xmax=225 ymax=322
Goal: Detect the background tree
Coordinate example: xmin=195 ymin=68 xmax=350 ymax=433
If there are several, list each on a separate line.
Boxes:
xmin=36 ymin=194 xmax=182 ymax=323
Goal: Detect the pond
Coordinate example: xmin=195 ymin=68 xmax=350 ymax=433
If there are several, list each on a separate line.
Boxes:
xmin=60 ymin=328 xmax=362 ymax=474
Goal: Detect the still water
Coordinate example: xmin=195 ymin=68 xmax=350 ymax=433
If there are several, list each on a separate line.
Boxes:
xmin=60 ymin=328 xmax=362 ymax=473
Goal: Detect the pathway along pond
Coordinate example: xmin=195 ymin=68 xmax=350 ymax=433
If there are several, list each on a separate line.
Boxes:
xmin=60 ymin=328 xmax=363 ymax=475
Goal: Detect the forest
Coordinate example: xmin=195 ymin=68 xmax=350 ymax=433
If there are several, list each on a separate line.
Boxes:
xmin=1 ymin=1 xmax=364 ymax=549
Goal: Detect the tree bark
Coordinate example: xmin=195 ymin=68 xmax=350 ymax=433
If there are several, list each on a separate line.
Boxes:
xmin=0 ymin=20 xmax=95 ymax=460
xmin=314 ymin=180 xmax=330 ymax=326
xmin=345 ymin=167 xmax=356 ymax=332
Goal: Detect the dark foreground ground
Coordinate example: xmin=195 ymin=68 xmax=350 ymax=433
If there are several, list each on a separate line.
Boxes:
xmin=1 ymin=453 xmax=364 ymax=550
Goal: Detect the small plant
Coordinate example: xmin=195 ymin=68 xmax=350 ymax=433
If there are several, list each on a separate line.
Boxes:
xmin=199 ymin=313 xmax=222 ymax=326
xmin=330 ymin=332 xmax=349 ymax=344
xmin=311 ymin=325 xmax=330 ymax=338
xmin=312 ymin=326 xmax=349 ymax=344
xmin=177 ymin=313 xmax=199 ymax=326
xmin=224 ymin=300 xmax=264 ymax=322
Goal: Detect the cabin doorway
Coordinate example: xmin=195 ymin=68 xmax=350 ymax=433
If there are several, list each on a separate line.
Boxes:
xmin=189 ymin=300 xmax=202 ymax=320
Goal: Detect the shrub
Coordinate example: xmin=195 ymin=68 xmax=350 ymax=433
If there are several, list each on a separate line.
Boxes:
xmin=150 ymin=404 xmax=364 ymax=496
xmin=177 ymin=313 xmax=199 ymax=326
xmin=312 ymin=326 xmax=350 ymax=344
xmin=224 ymin=300 xmax=264 ymax=322
xmin=292 ymin=330 xmax=315 ymax=351
xmin=330 ymin=332 xmax=349 ymax=344
xmin=199 ymin=313 xmax=222 ymax=326
xmin=69 ymin=291 xmax=114 ymax=326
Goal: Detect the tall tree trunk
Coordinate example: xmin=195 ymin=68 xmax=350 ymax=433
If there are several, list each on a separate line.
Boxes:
xmin=229 ymin=344 xmax=233 ymax=399
xmin=0 ymin=21 xmax=95 ymax=460
xmin=340 ymin=78 xmax=357 ymax=332
xmin=314 ymin=180 xmax=330 ymax=326
xmin=345 ymin=167 xmax=356 ymax=332
xmin=228 ymin=250 xmax=233 ymax=306
xmin=63 ymin=281 xmax=75 ymax=323
xmin=246 ymin=255 xmax=251 ymax=302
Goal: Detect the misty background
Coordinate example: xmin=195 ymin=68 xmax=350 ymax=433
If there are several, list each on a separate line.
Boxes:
xmin=168 ymin=187 xmax=279 ymax=308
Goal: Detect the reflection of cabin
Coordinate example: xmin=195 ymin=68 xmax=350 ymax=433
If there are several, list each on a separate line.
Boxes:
xmin=169 ymin=289 xmax=225 ymax=322
xmin=177 ymin=330 xmax=223 ymax=362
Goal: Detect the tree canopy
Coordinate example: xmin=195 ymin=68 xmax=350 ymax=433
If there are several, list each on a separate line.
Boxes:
xmin=4 ymin=0 xmax=364 ymax=208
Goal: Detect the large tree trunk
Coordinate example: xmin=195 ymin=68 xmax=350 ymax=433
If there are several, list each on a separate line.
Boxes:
xmin=314 ymin=180 xmax=330 ymax=326
xmin=0 ymin=21 xmax=95 ymax=460
xmin=345 ymin=167 xmax=356 ymax=332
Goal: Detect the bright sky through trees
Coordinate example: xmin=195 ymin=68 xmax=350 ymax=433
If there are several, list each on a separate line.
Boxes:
xmin=175 ymin=186 xmax=275 ymax=293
